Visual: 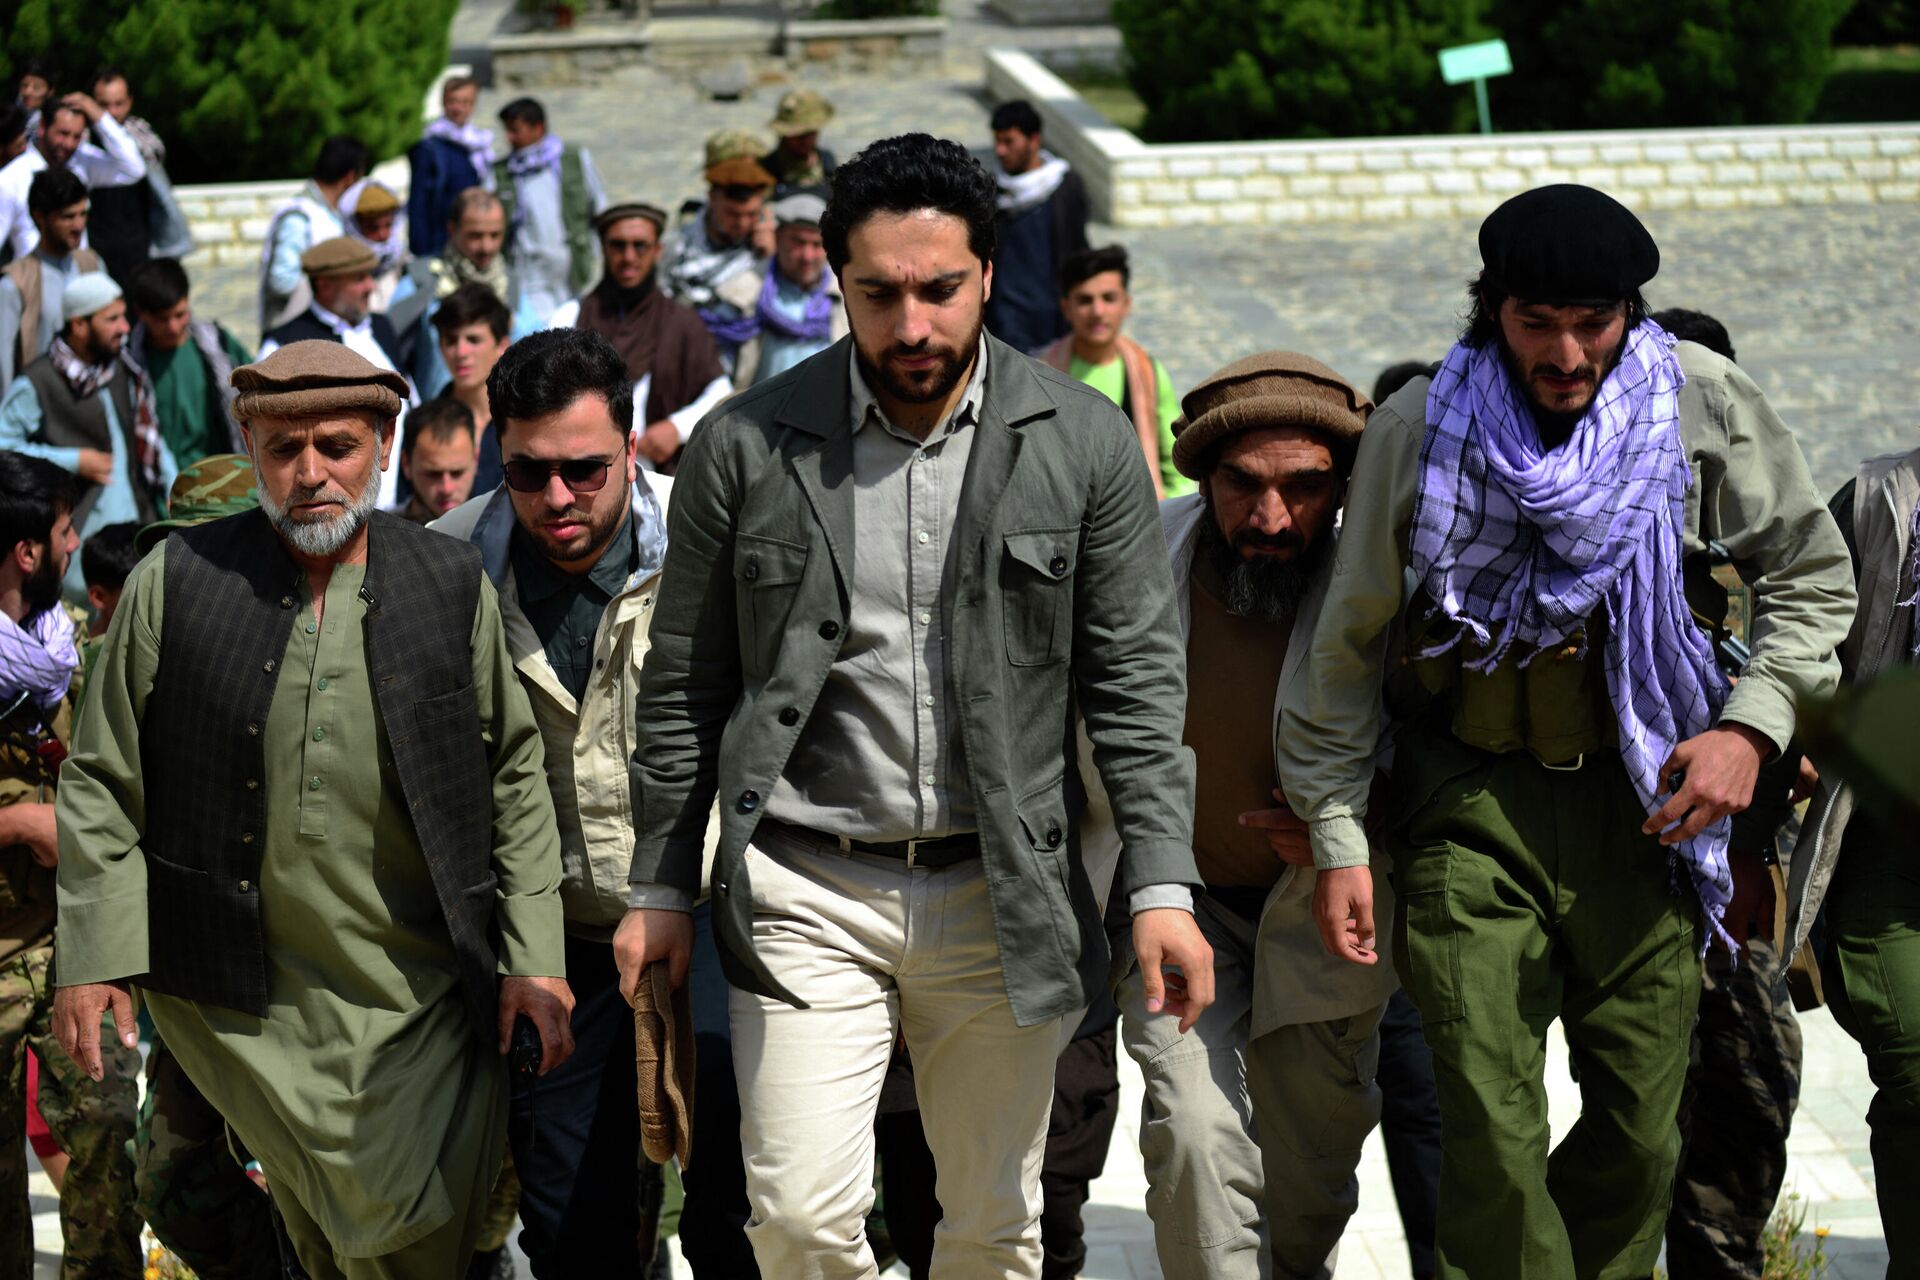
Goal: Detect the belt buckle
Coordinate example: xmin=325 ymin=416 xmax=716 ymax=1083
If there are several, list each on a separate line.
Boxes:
xmin=1540 ymin=752 xmax=1585 ymax=773
xmin=902 ymin=837 xmax=926 ymax=869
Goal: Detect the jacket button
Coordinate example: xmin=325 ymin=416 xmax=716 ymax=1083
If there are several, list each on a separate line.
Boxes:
xmin=245 ymin=778 xmax=259 ymax=791
xmin=280 ymin=596 xmax=294 ymax=609
xmin=246 ymin=722 xmax=260 ymax=736
xmin=263 ymin=660 xmax=275 ymax=674
xmin=818 ymin=620 xmax=840 ymax=640
xmin=744 ymin=558 xmax=760 ymax=581
xmin=738 ymin=790 xmax=760 ymax=813
xmin=778 ymin=707 xmax=799 ymax=726
xmin=238 ymin=880 xmax=251 ymax=892
xmin=1049 ymin=555 xmax=1068 ymax=577
xmin=241 ymin=831 xmax=256 ymax=845
xmin=1045 ymin=823 xmax=1062 ymax=849
xmin=716 ymin=881 xmax=728 ymax=894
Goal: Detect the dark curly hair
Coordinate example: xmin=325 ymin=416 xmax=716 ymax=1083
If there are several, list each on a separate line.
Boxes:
xmin=820 ymin=133 xmax=998 ymax=275
xmin=1460 ymin=270 xmax=1647 ymax=349
xmin=488 ymin=328 xmax=633 ymax=436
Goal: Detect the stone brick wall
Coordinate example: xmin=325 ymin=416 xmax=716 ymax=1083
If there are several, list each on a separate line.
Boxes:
xmin=986 ymin=48 xmax=1920 ymax=228
xmin=174 ymin=160 xmax=412 ymax=270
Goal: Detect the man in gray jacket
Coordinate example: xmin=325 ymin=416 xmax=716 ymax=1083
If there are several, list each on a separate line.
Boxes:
xmin=616 ymin=132 xmax=1213 ymax=1278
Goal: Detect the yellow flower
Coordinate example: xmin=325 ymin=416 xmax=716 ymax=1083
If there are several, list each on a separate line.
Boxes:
xmin=145 ymin=1269 xmax=161 ymax=1280
xmin=1816 ymin=1226 xmax=1831 ymax=1238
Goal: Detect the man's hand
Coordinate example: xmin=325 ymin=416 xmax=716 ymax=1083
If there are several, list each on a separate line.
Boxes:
xmin=0 ymin=801 xmax=60 ymax=867
xmin=636 ymin=420 xmax=681 ymax=466
xmin=1790 ymin=755 xmax=1821 ymax=806
xmin=1132 ymin=907 xmax=1214 ymax=1034
xmin=1643 ymin=723 xmax=1770 ymax=846
xmin=53 ymin=982 xmax=137 ymax=1081
xmin=1239 ymin=788 xmax=1314 ymax=868
xmin=60 ymin=92 xmax=104 ymax=123
xmin=614 ymin=908 xmax=693 ymax=1006
xmin=76 ymin=449 xmax=114 ymax=485
xmin=497 ymin=976 xmax=576 ymax=1076
xmin=1312 ymin=865 xmax=1378 ymax=966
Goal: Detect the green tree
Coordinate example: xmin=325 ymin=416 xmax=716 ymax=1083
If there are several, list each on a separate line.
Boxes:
xmin=2 ymin=0 xmax=460 ymax=183
xmin=1486 ymin=0 xmax=1853 ymax=129
xmin=1111 ymin=0 xmax=1486 ymax=142
xmin=1835 ymin=0 xmax=1920 ymax=43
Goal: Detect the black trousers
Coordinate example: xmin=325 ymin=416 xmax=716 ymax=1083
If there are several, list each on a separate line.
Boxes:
xmin=1376 ymin=988 xmax=1442 ymax=1280
xmin=880 ymin=1019 xmax=1121 ymax=1280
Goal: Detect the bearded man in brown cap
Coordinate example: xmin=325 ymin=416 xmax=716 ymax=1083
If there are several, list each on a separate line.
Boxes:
xmin=49 ymin=339 xmax=574 ymax=1277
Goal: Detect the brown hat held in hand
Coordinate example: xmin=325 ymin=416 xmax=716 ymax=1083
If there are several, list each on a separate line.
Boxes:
xmin=230 ymin=341 xmax=410 ymax=423
xmin=634 ymin=963 xmax=695 ymax=1168
xmin=1170 ymin=351 xmax=1371 ymax=480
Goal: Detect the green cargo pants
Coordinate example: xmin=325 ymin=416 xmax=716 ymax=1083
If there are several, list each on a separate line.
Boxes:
xmin=1385 ymin=727 xmax=1703 ymax=1280
xmin=1820 ymin=811 xmax=1920 ymax=1277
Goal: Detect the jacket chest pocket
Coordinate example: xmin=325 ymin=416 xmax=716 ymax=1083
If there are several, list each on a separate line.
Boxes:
xmin=1001 ymin=528 xmax=1079 ymax=667
xmin=735 ymin=534 xmax=811 ymax=678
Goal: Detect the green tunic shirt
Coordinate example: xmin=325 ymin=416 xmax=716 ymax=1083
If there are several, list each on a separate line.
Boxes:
xmin=55 ymin=543 xmax=565 ymax=1256
xmin=143 ymin=326 xmax=251 ymax=466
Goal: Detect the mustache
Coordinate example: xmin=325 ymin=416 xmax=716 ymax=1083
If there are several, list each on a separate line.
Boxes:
xmin=1234 ymin=528 xmax=1304 ymax=553
xmin=1529 ymin=361 xmax=1599 ymax=382
xmin=288 ymin=483 xmax=353 ymax=509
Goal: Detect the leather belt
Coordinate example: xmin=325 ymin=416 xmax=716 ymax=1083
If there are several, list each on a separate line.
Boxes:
xmin=766 ymin=820 xmax=981 ymax=868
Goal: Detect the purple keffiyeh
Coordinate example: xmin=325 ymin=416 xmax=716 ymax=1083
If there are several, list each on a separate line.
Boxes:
xmin=0 ymin=606 xmax=79 ymax=710
xmin=505 ymin=135 xmax=565 ymax=181
xmin=1412 ymin=320 xmax=1735 ymax=946
xmin=423 ymin=116 xmax=496 ymax=183
xmin=754 ymin=269 xmax=835 ymax=343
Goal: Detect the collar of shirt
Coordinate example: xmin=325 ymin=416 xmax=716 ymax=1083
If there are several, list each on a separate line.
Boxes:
xmin=308 ymin=300 xmax=371 ymax=340
xmin=510 ymin=506 xmax=635 ymax=605
xmin=846 ymin=335 xmax=989 ymax=446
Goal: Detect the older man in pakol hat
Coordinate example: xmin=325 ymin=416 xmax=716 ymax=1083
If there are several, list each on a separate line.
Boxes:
xmin=1069 ymin=353 xmax=1398 ymax=1280
xmin=660 ymin=129 xmax=776 ymax=372
xmin=51 ymin=339 xmax=574 ymax=1277
xmin=762 ymin=88 xmax=837 ymax=200
xmin=1278 ymin=185 xmax=1857 ymax=1279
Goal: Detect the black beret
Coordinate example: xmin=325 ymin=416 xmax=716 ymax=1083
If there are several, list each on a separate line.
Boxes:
xmin=1478 ymin=184 xmax=1659 ymax=306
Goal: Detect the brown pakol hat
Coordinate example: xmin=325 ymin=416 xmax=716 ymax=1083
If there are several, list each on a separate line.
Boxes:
xmin=634 ymin=963 xmax=696 ymax=1168
xmin=1170 ymin=351 xmax=1371 ymax=480
xmin=230 ymin=341 xmax=409 ymax=423
xmin=300 ymin=235 xmax=377 ymax=278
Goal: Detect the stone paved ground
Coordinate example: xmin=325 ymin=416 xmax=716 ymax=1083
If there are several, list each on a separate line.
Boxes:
xmin=33 ymin=0 xmax=1904 ymax=1273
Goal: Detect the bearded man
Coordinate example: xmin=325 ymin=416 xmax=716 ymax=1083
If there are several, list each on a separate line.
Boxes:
xmin=1278 ymin=184 xmax=1857 ymax=1279
xmin=50 ymin=340 xmax=574 ymax=1278
xmin=618 ymin=132 xmax=1214 ymax=1278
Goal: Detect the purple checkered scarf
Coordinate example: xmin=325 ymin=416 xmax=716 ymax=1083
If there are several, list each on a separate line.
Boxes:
xmin=0 ymin=606 xmax=78 ymax=710
xmin=1412 ymin=320 xmax=1734 ymax=945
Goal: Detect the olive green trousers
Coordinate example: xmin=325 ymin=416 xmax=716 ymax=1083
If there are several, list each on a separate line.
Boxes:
xmin=1386 ymin=729 xmax=1703 ymax=1280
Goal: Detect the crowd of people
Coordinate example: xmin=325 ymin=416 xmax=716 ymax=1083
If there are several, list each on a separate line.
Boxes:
xmin=0 ymin=53 xmax=1911 ymax=1280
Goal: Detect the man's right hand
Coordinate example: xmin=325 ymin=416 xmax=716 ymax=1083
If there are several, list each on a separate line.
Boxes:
xmin=53 ymin=981 xmax=137 ymax=1080
xmin=1312 ymin=865 xmax=1379 ymax=966
xmin=614 ymin=908 xmax=693 ymax=1005
xmin=76 ymin=450 xmax=115 ymax=485
xmin=636 ymin=421 xmax=681 ymax=466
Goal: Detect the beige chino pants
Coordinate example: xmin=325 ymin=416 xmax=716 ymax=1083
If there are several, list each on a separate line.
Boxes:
xmin=1120 ymin=894 xmax=1385 ymax=1280
xmin=728 ymin=827 xmax=1068 ymax=1280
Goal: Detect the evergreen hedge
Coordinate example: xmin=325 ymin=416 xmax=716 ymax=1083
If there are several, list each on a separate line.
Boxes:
xmin=1 ymin=0 xmax=461 ymax=183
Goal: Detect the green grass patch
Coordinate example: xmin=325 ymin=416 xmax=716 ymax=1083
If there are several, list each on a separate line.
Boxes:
xmin=1813 ymin=44 xmax=1920 ymax=121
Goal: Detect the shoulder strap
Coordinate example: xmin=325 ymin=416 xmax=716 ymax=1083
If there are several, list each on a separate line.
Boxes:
xmin=1115 ymin=336 xmax=1164 ymax=497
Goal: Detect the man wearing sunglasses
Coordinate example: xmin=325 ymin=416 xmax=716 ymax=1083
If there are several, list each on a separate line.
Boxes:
xmin=430 ymin=327 xmax=748 ymax=1276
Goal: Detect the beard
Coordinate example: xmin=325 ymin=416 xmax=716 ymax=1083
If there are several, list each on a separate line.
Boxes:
xmin=259 ymin=471 xmax=381 ymax=559
xmin=24 ymin=549 xmax=64 ymax=613
xmin=854 ymin=315 xmax=982 ymax=409
xmin=1500 ymin=335 xmax=1624 ymax=444
xmin=1197 ymin=495 xmax=1330 ymax=623
xmin=522 ymin=492 xmax=628 ymax=568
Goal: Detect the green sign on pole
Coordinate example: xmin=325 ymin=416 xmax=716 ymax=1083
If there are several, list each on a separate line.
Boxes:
xmin=1438 ymin=38 xmax=1512 ymax=136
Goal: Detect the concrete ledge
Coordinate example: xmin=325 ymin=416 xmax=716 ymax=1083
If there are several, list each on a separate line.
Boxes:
xmin=985 ymin=46 xmax=1920 ymax=226
xmin=983 ymin=0 xmax=1112 ymax=22
xmin=491 ymin=13 xmax=945 ymax=83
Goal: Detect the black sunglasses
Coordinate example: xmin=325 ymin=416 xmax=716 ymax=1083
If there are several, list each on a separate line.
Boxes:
xmin=502 ymin=457 xmax=618 ymax=494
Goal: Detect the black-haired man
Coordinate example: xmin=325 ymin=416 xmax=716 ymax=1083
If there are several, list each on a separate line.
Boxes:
xmin=123 ymin=257 xmax=251 ymax=467
xmin=0 ymin=90 xmax=145 ymax=262
xmin=618 ymin=132 xmax=1213 ymax=1277
xmin=395 ymin=398 xmax=478 ymax=525
xmin=984 ymin=99 xmax=1087 ymax=356
xmin=1279 ymin=185 xmax=1856 ymax=1279
xmin=493 ymin=98 xmax=606 ymax=322
xmin=258 ymin=135 xmax=368 ymax=332
xmin=1 ymin=167 xmax=97 ymax=387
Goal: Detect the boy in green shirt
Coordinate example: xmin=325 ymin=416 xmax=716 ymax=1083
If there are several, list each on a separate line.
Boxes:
xmin=124 ymin=257 xmax=251 ymax=467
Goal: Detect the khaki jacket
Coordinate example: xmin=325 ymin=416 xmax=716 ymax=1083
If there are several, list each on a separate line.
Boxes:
xmin=434 ymin=476 xmax=716 ymax=936
xmin=1078 ymin=496 xmax=1398 ymax=1035
xmin=630 ymin=335 xmax=1199 ymax=1028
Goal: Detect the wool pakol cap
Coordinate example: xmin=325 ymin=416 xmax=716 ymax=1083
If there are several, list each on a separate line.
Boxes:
xmin=351 ymin=184 xmax=402 ymax=216
xmin=1478 ymin=183 xmax=1660 ymax=305
xmin=230 ymin=341 xmax=409 ymax=423
xmin=300 ymin=236 xmax=377 ymax=279
xmin=1171 ymin=351 xmax=1371 ymax=480
xmin=594 ymin=202 xmax=668 ymax=236
xmin=136 ymin=453 xmax=259 ymax=553
xmin=773 ymin=192 xmax=826 ymax=228
xmin=704 ymin=128 xmax=776 ymax=188
xmin=61 ymin=273 xmax=121 ymax=322
xmin=770 ymin=87 xmax=834 ymax=136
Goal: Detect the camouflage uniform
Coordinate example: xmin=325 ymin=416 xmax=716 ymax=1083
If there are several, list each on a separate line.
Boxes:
xmin=122 ymin=453 xmax=283 ymax=1280
xmin=1 ymin=696 xmax=142 ymax=1280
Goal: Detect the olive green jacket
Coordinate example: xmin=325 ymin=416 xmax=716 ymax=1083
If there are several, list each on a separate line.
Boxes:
xmin=628 ymin=335 xmax=1199 ymax=1027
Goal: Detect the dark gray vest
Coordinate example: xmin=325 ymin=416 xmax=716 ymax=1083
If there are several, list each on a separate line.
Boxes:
xmin=139 ymin=509 xmax=501 ymax=1042
xmin=20 ymin=356 xmax=160 ymax=529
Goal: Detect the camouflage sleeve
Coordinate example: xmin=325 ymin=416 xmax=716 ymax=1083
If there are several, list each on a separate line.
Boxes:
xmin=54 ymin=547 xmax=166 ymax=984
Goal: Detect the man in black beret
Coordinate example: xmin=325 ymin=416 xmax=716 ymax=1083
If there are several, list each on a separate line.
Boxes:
xmin=1277 ymin=184 xmax=1858 ymax=1279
